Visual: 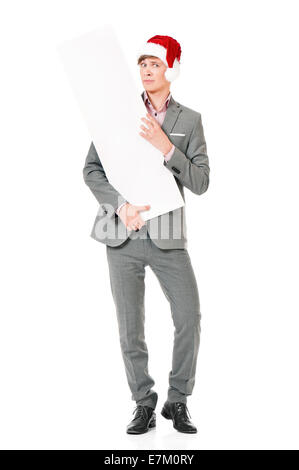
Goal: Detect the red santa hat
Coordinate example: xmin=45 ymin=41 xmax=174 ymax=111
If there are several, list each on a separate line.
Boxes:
xmin=137 ymin=35 xmax=182 ymax=82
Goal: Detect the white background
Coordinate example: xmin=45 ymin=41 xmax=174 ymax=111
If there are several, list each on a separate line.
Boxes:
xmin=0 ymin=0 xmax=298 ymax=450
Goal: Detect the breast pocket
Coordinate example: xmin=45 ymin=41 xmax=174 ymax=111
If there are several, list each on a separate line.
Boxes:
xmin=169 ymin=132 xmax=188 ymax=152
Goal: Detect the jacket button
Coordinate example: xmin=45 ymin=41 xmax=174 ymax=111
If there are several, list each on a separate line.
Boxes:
xmin=172 ymin=166 xmax=180 ymax=174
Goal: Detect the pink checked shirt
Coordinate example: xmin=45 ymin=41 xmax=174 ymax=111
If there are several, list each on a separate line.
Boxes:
xmin=116 ymin=90 xmax=175 ymax=215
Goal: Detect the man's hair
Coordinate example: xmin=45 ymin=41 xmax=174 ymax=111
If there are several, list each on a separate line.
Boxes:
xmin=137 ymin=54 xmax=160 ymax=65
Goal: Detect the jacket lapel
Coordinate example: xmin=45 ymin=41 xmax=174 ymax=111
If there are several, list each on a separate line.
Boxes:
xmin=140 ymin=91 xmax=182 ymax=136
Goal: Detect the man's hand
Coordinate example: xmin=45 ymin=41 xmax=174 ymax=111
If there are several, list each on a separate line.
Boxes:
xmin=118 ymin=202 xmax=151 ymax=231
xmin=139 ymin=112 xmax=173 ymax=155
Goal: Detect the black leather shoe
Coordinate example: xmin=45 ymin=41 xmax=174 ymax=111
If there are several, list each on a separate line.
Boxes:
xmin=161 ymin=401 xmax=197 ymax=433
xmin=126 ymin=405 xmax=156 ymax=434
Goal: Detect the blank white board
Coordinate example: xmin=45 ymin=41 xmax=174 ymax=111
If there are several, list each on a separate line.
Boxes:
xmin=57 ymin=25 xmax=185 ymax=221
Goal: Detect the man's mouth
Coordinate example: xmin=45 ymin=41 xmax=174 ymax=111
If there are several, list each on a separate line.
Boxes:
xmin=144 ymin=79 xmax=154 ymax=82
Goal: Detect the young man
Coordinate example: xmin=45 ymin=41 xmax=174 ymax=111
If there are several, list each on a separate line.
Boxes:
xmin=83 ymin=35 xmax=210 ymax=434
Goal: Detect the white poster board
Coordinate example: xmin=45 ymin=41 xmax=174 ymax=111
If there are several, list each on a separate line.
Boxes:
xmin=57 ymin=25 xmax=185 ymax=221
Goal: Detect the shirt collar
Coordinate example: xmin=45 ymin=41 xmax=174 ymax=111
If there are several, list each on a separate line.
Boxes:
xmin=143 ymin=90 xmax=172 ymax=112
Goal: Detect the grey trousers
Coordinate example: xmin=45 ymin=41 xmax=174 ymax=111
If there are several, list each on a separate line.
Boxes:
xmin=105 ymin=224 xmax=201 ymax=409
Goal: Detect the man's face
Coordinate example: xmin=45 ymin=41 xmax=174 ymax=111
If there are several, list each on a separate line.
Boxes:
xmin=139 ymin=57 xmax=169 ymax=91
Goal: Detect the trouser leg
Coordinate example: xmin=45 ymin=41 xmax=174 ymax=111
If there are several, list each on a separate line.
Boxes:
xmin=106 ymin=238 xmax=158 ymax=409
xmin=148 ymin=243 xmax=201 ymax=403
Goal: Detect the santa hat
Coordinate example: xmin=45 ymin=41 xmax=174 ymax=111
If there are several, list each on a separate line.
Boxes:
xmin=137 ymin=35 xmax=182 ymax=82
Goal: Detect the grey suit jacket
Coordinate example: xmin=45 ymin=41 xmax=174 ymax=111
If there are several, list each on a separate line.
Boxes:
xmin=83 ymin=91 xmax=210 ymax=249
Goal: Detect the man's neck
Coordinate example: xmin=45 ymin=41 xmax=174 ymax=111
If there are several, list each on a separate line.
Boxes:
xmin=145 ymin=89 xmax=171 ymax=112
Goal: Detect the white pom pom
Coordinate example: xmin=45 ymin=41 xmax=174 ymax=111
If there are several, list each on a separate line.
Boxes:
xmin=164 ymin=58 xmax=180 ymax=82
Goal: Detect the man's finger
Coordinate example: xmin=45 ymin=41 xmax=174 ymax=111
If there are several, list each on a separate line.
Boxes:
xmin=140 ymin=124 xmax=150 ymax=133
xmin=141 ymin=116 xmax=154 ymax=128
xmin=146 ymin=113 xmax=157 ymax=125
xmin=135 ymin=205 xmax=151 ymax=211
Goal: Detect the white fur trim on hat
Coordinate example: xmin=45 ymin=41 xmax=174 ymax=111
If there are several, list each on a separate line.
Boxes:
xmin=164 ymin=57 xmax=180 ymax=82
xmin=137 ymin=42 xmax=180 ymax=82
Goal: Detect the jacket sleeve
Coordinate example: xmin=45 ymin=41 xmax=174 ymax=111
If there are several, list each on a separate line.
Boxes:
xmin=82 ymin=141 xmax=127 ymax=216
xmin=163 ymin=113 xmax=210 ymax=195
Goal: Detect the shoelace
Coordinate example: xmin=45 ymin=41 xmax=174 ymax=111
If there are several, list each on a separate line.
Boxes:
xmin=132 ymin=405 xmax=149 ymax=422
xmin=174 ymin=402 xmax=192 ymax=420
